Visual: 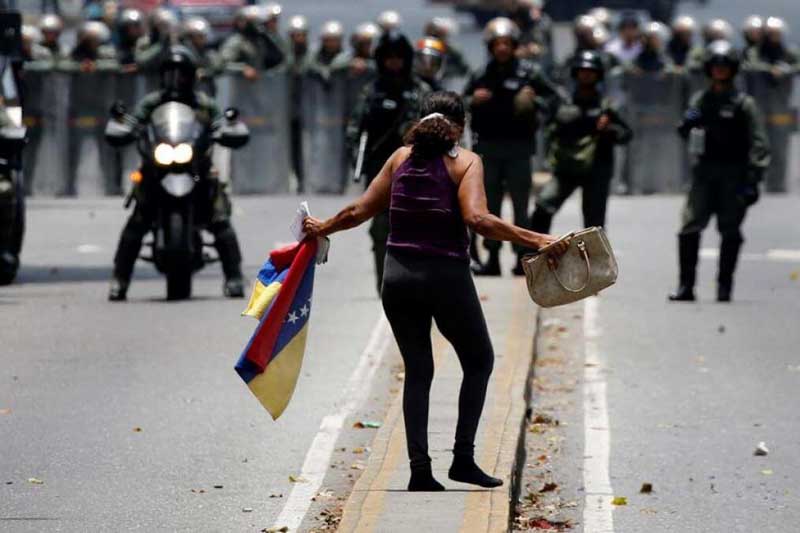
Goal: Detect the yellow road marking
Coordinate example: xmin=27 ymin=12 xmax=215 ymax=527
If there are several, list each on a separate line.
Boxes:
xmin=339 ymin=335 xmax=450 ymax=532
xmin=461 ymin=282 xmax=533 ymax=533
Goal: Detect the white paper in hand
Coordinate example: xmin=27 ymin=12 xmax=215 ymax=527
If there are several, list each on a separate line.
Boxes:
xmin=290 ymin=201 xmax=330 ymax=265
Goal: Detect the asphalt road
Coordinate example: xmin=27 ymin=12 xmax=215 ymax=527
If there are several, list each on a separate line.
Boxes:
xmin=0 ymin=195 xmax=391 ymax=531
xmin=523 ymin=193 xmax=800 ymax=533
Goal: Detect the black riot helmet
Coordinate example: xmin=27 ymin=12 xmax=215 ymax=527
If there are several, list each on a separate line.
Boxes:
xmin=703 ymin=39 xmax=740 ymax=77
xmin=160 ymin=45 xmax=198 ymax=99
xmin=571 ymin=49 xmax=605 ymax=81
xmin=374 ymin=30 xmax=414 ymax=79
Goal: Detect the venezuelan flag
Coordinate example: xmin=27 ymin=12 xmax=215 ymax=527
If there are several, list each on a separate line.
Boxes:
xmin=235 ymin=239 xmax=318 ymax=420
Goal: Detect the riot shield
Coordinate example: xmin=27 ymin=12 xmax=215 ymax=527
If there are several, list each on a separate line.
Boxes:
xmin=218 ymin=69 xmax=291 ymax=194
xmin=623 ymin=71 xmax=688 ymax=194
xmin=744 ymin=71 xmax=797 ymax=193
xmin=67 ymin=71 xmax=120 ymax=196
xmin=300 ymin=69 xmax=349 ymax=194
xmin=22 ymin=70 xmax=71 ymax=196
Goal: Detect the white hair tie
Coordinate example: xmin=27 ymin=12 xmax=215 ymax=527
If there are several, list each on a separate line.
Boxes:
xmin=420 ymin=112 xmax=448 ymax=123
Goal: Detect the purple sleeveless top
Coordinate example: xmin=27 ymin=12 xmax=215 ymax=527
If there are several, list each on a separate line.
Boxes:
xmin=387 ymin=155 xmax=470 ymax=261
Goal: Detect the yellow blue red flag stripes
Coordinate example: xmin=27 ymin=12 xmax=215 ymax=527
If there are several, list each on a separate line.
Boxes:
xmin=235 ymin=239 xmax=318 ymax=420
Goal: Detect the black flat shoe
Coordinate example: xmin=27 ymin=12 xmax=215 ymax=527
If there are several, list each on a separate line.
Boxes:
xmin=224 ymin=277 xmax=245 ymax=298
xmin=668 ymin=286 xmax=695 ymax=302
xmin=448 ymin=457 xmax=503 ymax=488
xmin=408 ymin=467 xmax=445 ymax=492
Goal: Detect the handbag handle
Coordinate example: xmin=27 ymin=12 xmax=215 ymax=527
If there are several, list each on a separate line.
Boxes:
xmin=551 ymin=240 xmax=591 ymax=293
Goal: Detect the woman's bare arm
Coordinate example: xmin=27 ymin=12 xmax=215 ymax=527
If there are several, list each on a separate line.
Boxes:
xmin=302 ymin=148 xmax=401 ymax=238
xmin=458 ymin=154 xmax=568 ymax=256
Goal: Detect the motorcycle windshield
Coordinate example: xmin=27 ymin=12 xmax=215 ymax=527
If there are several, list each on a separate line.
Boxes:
xmin=150 ymin=102 xmax=201 ymax=145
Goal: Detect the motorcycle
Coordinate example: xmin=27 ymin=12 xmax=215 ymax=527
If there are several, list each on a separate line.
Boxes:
xmin=0 ymin=121 xmax=26 ymax=286
xmin=105 ymin=100 xmax=249 ymax=300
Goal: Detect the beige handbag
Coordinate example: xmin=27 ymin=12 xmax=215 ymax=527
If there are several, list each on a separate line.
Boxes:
xmin=522 ymin=227 xmax=618 ymax=308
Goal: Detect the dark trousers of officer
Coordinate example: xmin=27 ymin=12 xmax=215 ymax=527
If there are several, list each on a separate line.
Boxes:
xmin=676 ymin=163 xmax=748 ymax=290
xmin=475 ymin=140 xmax=532 ymax=255
xmin=529 ymin=165 xmax=613 ymax=235
xmin=290 ymin=117 xmax=304 ymax=193
xmin=112 ymin=180 xmax=243 ymax=284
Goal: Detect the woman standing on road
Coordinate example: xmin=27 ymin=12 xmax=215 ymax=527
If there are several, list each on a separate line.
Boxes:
xmin=303 ymin=91 xmax=568 ymax=491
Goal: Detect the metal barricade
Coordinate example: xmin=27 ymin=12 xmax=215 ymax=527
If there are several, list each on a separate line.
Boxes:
xmin=22 ymin=69 xmax=71 ymax=196
xmin=744 ymin=71 xmax=797 ymax=193
xmin=300 ymin=69 xmax=349 ymax=194
xmin=623 ymin=71 xmax=688 ymax=194
xmin=217 ymin=69 xmax=291 ymax=194
xmin=67 ymin=71 xmax=120 ymax=196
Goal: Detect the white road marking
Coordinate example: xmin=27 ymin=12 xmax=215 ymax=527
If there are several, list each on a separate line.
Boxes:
xmin=76 ymin=244 xmax=102 ymax=254
xmin=272 ymin=310 xmax=393 ymax=532
xmin=701 ymin=248 xmax=800 ymax=262
xmin=583 ymin=297 xmax=615 ymax=533
xmin=766 ymin=249 xmax=800 ymax=262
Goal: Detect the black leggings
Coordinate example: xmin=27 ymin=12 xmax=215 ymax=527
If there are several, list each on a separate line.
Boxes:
xmin=381 ymin=250 xmax=495 ymax=470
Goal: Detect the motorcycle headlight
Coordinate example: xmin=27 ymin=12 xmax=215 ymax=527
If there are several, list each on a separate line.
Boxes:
xmin=160 ymin=174 xmax=196 ymax=197
xmin=173 ymin=143 xmax=193 ymax=164
xmin=154 ymin=143 xmax=175 ymax=165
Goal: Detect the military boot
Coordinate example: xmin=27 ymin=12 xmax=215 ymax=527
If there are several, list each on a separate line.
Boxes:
xmin=108 ymin=276 xmax=129 ymax=301
xmin=717 ymin=238 xmax=742 ymax=303
xmin=109 ymin=229 xmax=144 ymax=301
xmin=669 ymin=233 xmax=700 ymax=302
xmin=472 ymin=249 xmax=500 ymax=277
xmin=212 ymin=222 xmax=245 ymax=298
xmin=511 ymin=254 xmax=526 ymax=276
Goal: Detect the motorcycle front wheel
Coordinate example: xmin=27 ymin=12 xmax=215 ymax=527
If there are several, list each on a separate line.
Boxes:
xmin=166 ymin=269 xmax=192 ymax=300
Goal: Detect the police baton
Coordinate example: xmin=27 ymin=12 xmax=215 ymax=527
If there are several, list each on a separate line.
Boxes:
xmin=352 ymin=131 xmax=368 ymax=183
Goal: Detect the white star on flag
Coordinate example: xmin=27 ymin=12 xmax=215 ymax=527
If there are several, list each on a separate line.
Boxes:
xmin=299 ymin=304 xmax=309 ymax=317
xmin=287 ymin=311 xmax=299 ymax=324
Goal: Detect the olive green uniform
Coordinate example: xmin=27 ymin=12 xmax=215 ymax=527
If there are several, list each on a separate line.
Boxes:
xmin=530 ymin=92 xmax=632 ymax=234
xmin=675 ymin=88 xmax=770 ymax=294
xmin=219 ymin=31 xmax=284 ymax=73
xmin=464 ymin=58 xmax=564 ymax=256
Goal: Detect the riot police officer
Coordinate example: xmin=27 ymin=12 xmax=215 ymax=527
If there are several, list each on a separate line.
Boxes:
xmin=287 ymin=15 xmax=311 ymax=193
xmin=423 ymin=17 xmax=471 ymax=81
xmin=311 ymin=20 xmax=345 ymax=79
xmin=135 ymin=7 xmax=178 ymax=72
xmin=67 ymin=21 xmax=118 ymax=70
xmin=529 ymin=50 xmax=632 ymax=237
xmin=632 ymin=22 xmax=673 ymax=73
xmin=346 ymin=31 xmax=430 ymax=293
xmin=0 ymin=103 xmax=26 ymax=286
xmin=687 ymin=19 xmax=733 ymax=72
xmin=510 ymin=0 xmax=553 ymax=67
xmin=668 ymin=15 xmax=696 ymax=68
xmin=38 ymin=14 xmax=65 ymax=60
xmin=330 ymin=22 xmax=379 ymax=78
xmin=181 ymin=17 xmax=222 ymax=95
xmin=669 ymin=41 xmax=770 ymax=303
xmin=376 ymin=10 xmax=402 ymax=34
xmin=744 ymin=17 xmax=800 ymax=76
xmin=464 ymin=17 xmax=563 ymax=276
xmin=742 ymin=15 xmax=764 ymax=56
xmin=220 ymin=5 xmax=284 ymax=80
xmin=260 ymin=2 xmax=288 ymax=58
xmin=115 ymin=8 xmax=145 ymax=69
xmin=20 ymin=25 xmax=51 ymax=63
xmin=413 ymin=37 xmax=447 ymax=91
xmin=109 ymin=46 xmax=245 ymax=301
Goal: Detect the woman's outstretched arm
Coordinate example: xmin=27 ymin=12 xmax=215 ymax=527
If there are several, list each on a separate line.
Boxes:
xmin=458 ymin=154 xmax=570 ymax=262
xmin=303 ymin=149 xmax=399 ymax=238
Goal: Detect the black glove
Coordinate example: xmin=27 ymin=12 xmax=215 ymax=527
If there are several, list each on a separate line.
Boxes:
xmin=737 ymin=183 xmax=760 ymax=207
xmin=678 ymin=107 xmax=703 ymax=137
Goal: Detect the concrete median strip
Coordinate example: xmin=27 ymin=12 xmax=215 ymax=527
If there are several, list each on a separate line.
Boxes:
xmin=338 ymin=279 xmax=538 ymax=533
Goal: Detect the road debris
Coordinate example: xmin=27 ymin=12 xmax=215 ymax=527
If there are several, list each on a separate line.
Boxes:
xmin=611 ymin=496 xmax=627 ymax=506
xmin=761 ymin=469 xmax=774 ymax=476
xmin=242 ymin=507 xmax=254 ymax=513
xmin=261 ymin=527 xmax=288 ymax=533
xmin=289 ymin=475 xmax=308 ymax=483
xmin=754 ymin=442 xmax=769 ymax=456
xmin=27 ymin=478 xmax=44 ymax=485
xmin=132 ymin=427 xmax=142 ymax=432
xmin=353 ymin=421 xmax=381 ymax=429
xmin=640 ymin=483 xmax=653 ymax=494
